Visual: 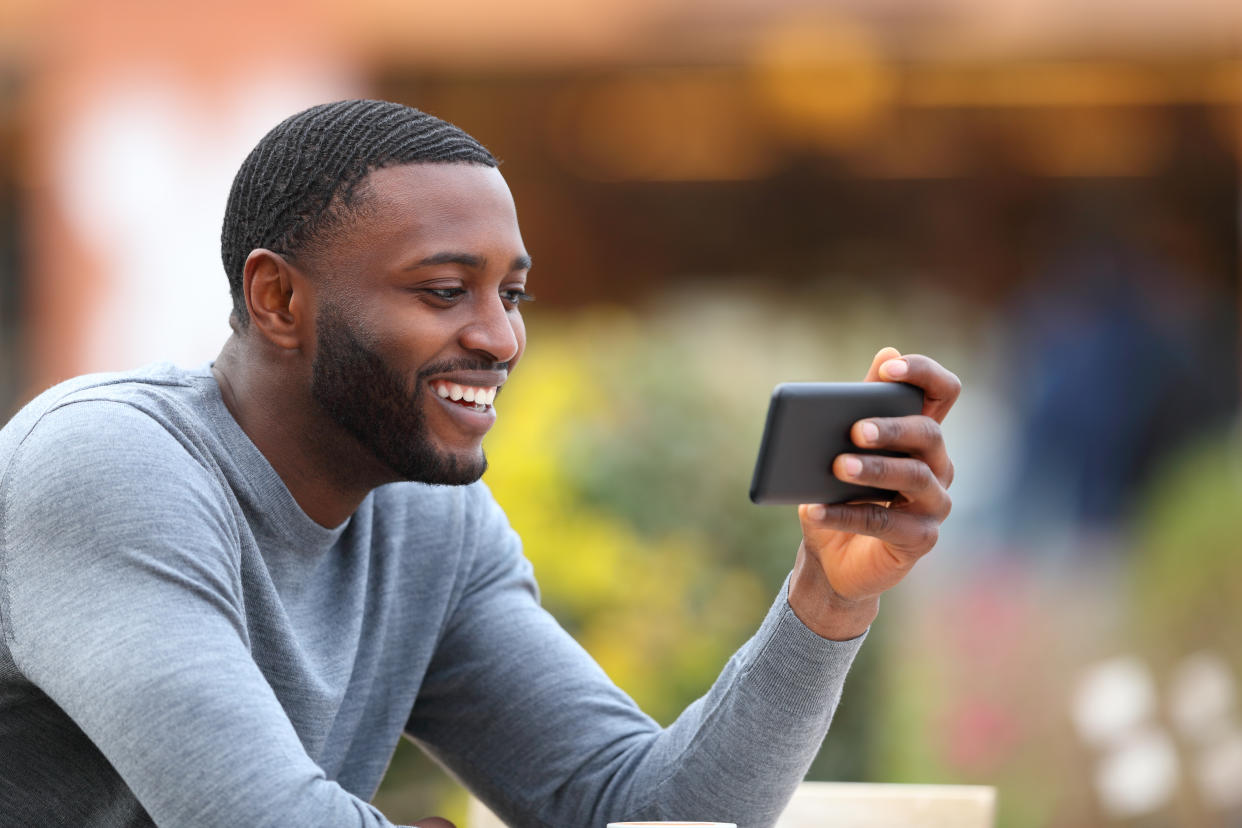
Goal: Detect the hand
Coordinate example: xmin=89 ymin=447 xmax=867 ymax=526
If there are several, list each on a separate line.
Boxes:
xmin=788 ymin=346 xmax=960 ymax=640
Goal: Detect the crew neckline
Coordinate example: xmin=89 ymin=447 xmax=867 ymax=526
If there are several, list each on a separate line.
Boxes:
xmin=189 ymin=364 xmax=352 ymax=548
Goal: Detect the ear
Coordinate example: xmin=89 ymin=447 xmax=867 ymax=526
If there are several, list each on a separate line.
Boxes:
xmin=242 ymin=249 xmax=307 ymax=350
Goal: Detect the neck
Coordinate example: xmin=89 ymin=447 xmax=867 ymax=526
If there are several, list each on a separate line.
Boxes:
xmin=212 ymin=335 xmax=395 ymax=528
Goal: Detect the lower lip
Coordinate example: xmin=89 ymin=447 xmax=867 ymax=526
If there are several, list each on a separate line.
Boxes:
xmin=431 ymin=390 xmax=496 ymax=434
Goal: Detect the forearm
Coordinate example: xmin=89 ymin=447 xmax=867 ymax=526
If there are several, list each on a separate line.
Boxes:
xmin=412 ymin=490 xmax=867 ymax=828
xmin=605 ymin=577 xmax=866 ymax=827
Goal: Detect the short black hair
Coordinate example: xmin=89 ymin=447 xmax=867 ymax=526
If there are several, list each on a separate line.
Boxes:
xmin=220 ymin=99 xmax=498 ymax=327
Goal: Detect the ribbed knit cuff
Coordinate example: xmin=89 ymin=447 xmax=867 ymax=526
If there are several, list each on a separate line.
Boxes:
xmin=741 ymin=576 xmax=868 ymax=719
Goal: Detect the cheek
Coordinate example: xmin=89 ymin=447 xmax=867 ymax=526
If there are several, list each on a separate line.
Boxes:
xmin=379 ymin=314 xmax=457 ymax=362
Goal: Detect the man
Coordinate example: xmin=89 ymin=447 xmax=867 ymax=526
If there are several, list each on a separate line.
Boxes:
xmin=0 ymin=100 xmax=959 ymax=827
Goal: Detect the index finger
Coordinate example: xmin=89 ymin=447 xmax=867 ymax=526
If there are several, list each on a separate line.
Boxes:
xmin=862 ymin=348 xmax=962 ymax=424
xmin=861 ymin=346 xmax=903 ymax=383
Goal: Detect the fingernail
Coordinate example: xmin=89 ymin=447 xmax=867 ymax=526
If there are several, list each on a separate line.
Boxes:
xmin=860 ymin=422 xmax=880 ymax=444
xmin=842 ymin=456 xmax=863 ymax=478
xmin=809 ymin=504 xmax=827 ymax=520
xmin=881 ymin=359 xmax=908 ymax=379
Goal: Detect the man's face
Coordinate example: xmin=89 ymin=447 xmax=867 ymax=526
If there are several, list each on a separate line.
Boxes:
xmin=306 ymin=162 xmax=530 ymax=485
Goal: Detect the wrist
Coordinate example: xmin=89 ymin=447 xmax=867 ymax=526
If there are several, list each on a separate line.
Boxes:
xmin=788 ymin=542 xmax=880 ymax=640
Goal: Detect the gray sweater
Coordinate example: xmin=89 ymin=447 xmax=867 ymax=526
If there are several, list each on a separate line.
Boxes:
xmin=0 ymin=364 xmax=863 ymax=828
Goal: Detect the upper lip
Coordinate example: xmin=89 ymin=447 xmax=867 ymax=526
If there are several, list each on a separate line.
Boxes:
xmin=426 ymin=370 xmax=508 ymax=388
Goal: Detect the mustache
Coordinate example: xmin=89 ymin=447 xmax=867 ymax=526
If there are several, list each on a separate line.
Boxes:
xmin=415 ymin=358 xmax=509 ymax=382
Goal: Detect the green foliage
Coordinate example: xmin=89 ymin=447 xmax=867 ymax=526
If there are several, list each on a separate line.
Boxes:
xmin=1130 ymin=429 xmax=1242 ymax=665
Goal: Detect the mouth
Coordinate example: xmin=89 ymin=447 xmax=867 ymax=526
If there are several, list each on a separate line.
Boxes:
xmin=429 ymin=379 xmax=498 ymax=414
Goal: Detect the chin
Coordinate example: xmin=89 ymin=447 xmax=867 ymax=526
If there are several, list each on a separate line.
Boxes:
xmin=389 ymin=445 xmax=488 ymax=487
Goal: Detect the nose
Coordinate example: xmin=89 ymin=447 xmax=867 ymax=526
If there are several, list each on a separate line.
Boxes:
xmin=459 ymin=293 xmax=521 ymax=364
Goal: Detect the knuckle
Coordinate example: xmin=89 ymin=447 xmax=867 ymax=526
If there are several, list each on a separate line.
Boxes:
xmin=919 ymin=416 xmax=943 ymax=446
xmin=944 ymin=460 xmax=956 ymax=489
xmin=947 ymin=371 xmax=963 ymax=398
xmin=863 ymin=505 xmax=892 ymax=535
xmin=916 ymin=461 xmax=936 ymax=491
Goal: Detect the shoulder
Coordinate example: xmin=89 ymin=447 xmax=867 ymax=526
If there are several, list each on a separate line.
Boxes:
xmin=10 ymin=363 xmax=195 ymax=416
xmin=0 ymin=369 xmax=243 ymax=650
xmin=5 ymin=365 xmax=203 ymax=471
xmin=2 ymin=363 xmax=200 ymax=454
xmin=1 ymin=365 xmax=232 ymax=540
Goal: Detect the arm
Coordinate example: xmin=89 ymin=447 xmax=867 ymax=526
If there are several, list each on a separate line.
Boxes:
xmin=0 ymin=400 xmax=407 ymax=827
xmin=406 ymin=484 xmax=866 ymax=828
xmin=409 ymin=350 xmax=960 ymax=828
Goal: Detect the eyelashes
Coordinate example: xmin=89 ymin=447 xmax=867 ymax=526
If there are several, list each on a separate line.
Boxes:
xmin=422 ymin=288 xmax=534 ymax=308
xmin=501 ymin=290 xmax=535 ymax=306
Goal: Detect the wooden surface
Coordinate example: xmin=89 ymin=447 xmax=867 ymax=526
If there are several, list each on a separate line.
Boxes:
xmin=774 ymin=781 xmax=996 ymax=828
xmin=467 ymin=781 xmax=997 ymax=827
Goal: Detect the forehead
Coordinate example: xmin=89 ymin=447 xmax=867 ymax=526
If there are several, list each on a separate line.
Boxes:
xmin=352 ymin=162 xmax=522 ymax=253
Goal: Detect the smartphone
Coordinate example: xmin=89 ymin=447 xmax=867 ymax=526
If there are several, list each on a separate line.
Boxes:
xmin=749 ymin=382 xmax=925 ymax=505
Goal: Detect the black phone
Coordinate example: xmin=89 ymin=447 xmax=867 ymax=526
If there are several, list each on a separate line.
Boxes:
xmin=749 ymin=382 xmax=925 ymax=505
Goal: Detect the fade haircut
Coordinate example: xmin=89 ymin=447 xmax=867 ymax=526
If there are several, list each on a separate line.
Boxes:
xmin=221 ymin=99 xmax=498 ymax=328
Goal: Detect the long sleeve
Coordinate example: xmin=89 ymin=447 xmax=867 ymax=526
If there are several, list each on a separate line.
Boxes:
xmin=0 ymin=399 xmax=408 ymax=828
xmin=407 ymin=485 xmax=865 ymax=828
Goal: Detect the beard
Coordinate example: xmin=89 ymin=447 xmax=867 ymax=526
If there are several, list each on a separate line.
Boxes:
xmin=310 ymin=304 xmax=488 ymax=486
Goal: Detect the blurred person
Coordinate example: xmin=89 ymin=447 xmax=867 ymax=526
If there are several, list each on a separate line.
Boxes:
xmin=0 ymin=100 xmax=960 ymax=828
xmin=1002 ymin=198 xmax=1236 ymax=554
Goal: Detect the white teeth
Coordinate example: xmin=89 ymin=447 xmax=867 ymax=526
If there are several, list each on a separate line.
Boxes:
xmin=432 ymin=381 xmax=499 ymax=407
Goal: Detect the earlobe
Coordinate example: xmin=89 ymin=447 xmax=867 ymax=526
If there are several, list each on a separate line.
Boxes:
xmin=243 ymin=249 xmax=303 ymax=350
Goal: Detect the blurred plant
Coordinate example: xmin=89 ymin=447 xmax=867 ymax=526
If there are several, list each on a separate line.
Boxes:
xmin=1130 ymin=429 xmax=1242 ymax=663
xmin=866 ymin=568 xmax=1075 ymax=828
xmin=483 ymin=312 xmax=775 ymax=720
xmin=1125 ymin=428 xmax=1242 ymax=825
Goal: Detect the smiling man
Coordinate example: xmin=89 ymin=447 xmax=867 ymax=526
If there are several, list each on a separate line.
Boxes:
xmin=214 ymin=157 xmax=533 ymax=527
xmin=0 ymin=100 xmax=960 ymax=828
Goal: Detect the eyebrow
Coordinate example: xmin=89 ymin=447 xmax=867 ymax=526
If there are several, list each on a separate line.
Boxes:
xmin=404 ymin=252 xmax=533 ymax=271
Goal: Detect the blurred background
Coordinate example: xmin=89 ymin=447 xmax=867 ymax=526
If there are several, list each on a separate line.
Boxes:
xmin=1 ymin=1 xmax=1239 ymax=825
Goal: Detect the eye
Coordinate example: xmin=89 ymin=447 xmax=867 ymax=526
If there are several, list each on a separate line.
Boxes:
xmin=424 ymin=288 xmax=466 ymax=303
xmin=500 ymin=289 xmax=535 ymax=308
